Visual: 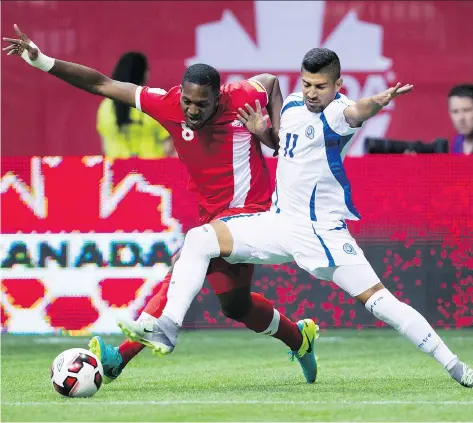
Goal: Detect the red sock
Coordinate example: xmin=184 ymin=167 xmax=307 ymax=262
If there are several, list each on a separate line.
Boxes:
xmin=240 ymin=293 xmax=302 ymax=351
xmin=118 ymin=339 xmax=145 ymax=366
xmin=142 ymin=273 xmax=171 ymax=317
xmin=118 ymin=273 xmax=172 ymax=365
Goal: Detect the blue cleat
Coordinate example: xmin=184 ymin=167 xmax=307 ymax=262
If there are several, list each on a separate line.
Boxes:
xmin=289 ymin=319 xmax=319 ymax=383
xmin=88 ymin=336 xmax=124 ymax=384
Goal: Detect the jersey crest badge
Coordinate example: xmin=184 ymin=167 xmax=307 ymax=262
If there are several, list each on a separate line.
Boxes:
xmin=343 ymin=243 xmax=357 ymax=255
xmin=305 ymin=125 xmax=315 ymax=139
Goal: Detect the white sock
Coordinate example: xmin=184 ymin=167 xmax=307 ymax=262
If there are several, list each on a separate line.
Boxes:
xmin=261 ymin=309 xmax=281 ymax=336
xmin=162 ymin=225 xmax=221 ymax=326
xmin=365 ymin=288 xmax=458 ymax=369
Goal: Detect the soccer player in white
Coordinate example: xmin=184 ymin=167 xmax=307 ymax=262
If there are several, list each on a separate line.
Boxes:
xmin=121 ymin=48 xmax=473 ymax=388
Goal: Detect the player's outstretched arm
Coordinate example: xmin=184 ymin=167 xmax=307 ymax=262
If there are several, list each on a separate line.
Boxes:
xmin=3 ymin=25 xmax=136 ymax=106
xmin=344 ymin=82 xmax=414 ymax=128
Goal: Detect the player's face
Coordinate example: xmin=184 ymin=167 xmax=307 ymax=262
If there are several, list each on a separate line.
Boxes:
xmin=180 ymin=82 xmax=220 ymax=130
xmin=449 ymin=96 xmax=473 ymax=137
xmin=301 ymin=69 xmax=342 ymax=113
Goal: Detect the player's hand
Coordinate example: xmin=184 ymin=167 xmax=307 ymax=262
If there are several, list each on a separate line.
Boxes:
xmin=237 ymin=100 xmax=269 ymax=137
xmin=376 ymin=82 xmax=414 ymax=106
xmin=2 ymin=24 xmax=38 ymax=61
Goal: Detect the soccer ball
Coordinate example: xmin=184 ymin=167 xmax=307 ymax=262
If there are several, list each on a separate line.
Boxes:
xmin=51 ymin=348 xmax=104 ymax=398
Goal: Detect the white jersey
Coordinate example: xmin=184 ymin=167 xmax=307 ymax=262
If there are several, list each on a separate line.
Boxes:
xmin=271 ymin=92 xmax=361 ymax=222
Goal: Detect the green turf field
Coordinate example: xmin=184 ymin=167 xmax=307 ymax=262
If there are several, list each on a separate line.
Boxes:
xmin=1 ymin=329 xmax=472 ymax=422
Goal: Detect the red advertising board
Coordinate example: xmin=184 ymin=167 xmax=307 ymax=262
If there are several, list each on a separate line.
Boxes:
xmin=1 ymin=156 xmax=472 ymax=333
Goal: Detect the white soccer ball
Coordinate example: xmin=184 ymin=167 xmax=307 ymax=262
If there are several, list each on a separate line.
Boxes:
xmin=51 ymin=348 xmax=104 ymax=398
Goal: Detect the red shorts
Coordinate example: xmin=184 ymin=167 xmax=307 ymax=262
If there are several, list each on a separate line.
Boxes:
xmin=200 ymin=204 xmax=270 ymax=225
xmin=196 ymin=206 xmax=269 ymax=294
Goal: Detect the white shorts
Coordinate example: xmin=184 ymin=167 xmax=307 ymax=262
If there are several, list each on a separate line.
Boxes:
xmin=220 ymin=211 xmax=378 ymax=296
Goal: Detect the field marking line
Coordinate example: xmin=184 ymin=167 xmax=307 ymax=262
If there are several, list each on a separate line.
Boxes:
xmin=4 ymin=400 xmax=473 ymax=406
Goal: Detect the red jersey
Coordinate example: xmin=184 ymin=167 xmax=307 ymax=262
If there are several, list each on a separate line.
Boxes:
xmin=136 ymin=80 xmax=272 ymax=223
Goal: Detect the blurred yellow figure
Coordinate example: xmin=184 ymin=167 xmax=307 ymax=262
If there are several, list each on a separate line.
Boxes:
xmin=97 ymin=52 xmax=173 ymax=158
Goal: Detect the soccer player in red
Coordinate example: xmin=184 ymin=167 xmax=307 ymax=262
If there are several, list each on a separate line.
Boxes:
xmin=3 ymin=25 xmax=318 ymax=383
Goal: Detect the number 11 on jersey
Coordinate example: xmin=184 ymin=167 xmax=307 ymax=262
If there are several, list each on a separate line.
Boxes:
xmin=284 ymin=133 xmax=298 ymax=158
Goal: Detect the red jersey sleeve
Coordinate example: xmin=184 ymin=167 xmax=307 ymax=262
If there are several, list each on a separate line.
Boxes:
xmin=227 ymin=79 xmax=269 ymax=111
xmin=135 ymin=86 xmax=169 ymax=121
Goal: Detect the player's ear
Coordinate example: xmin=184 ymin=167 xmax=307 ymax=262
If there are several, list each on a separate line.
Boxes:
xmin=335 ymin=78 xmax=343 ymax=92
xmin=215 ymin=92 xmax=221 ymax=103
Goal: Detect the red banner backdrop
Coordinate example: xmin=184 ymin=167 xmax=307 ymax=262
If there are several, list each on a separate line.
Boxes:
xmin=2 ymin=156 xmax=472 ymax=237
xmin=2 ymin=1 xmax=473 ymax=157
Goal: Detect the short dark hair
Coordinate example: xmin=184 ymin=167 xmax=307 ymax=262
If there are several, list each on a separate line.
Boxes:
xmin=448 ymin=84 xmax=473 ymax=100
xmin=301 ymin=48 xmax=341 ymax=81
xmin=182 ymin=64 xmax=221 ymax=93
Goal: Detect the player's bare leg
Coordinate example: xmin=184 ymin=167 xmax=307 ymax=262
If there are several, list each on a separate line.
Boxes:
xmin=331 ymin=264 xmax=473 ymax=388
